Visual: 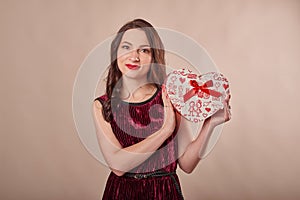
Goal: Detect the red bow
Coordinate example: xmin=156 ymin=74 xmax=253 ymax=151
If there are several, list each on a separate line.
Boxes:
xmin=183 ymin=80 xmax=222 ymax=102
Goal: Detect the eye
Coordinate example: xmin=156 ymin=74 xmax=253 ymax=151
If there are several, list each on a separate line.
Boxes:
xmin=121 ymin=45 xmax=130 ymax=50
xmin=139 ymin=48 xmax=151 ymax=54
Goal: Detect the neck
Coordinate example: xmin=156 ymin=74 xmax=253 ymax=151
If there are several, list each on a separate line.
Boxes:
xmin=120 ymin=77 xmax=155 ymax=101
xmin=121 ymin=76 xmax=149 ymax=94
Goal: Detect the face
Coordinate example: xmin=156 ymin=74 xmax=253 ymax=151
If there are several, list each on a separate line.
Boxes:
xmin=117 ymin=29 xmax=152 ymax=80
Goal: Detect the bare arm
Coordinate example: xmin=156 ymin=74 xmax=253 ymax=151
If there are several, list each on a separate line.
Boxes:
xmin=177 ymin=95 xmax=231 ymax=173
xmin=92 ymin=87 xmax=175 ymax=176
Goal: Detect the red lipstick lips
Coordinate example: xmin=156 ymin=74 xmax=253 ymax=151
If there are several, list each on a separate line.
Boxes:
xmin=125 ymin=64 xmax=140 ymax=70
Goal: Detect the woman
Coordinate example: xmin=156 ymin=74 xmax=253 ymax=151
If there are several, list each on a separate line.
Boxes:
xmin=92 ymin=19 xmax=231 ymax=200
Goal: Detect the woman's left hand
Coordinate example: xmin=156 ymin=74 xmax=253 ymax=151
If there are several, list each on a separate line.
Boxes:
xmin=205 ymin=94 xmax=232 ymax=128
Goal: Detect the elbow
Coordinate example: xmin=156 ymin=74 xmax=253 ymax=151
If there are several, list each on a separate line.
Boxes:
xmin=181 ymin=167 xmax=194 ymax=174
xmin=109 ymin=163 xmax=126 ymax=176
xmin=179 ymin=164 xmax=196 ymax=174
xmin=108 ymin=164 xmax=127 ymax=176
xmin=179 ymin=160 xmax=199 ymax=174
xmin=106 ymin=157 xmax=133 ymax=176
xmin=105 ymin=157 xmax=126 ymax=176
xmin=111 ymin=169 xmax=126 ymax=176
xmin=185 ymin=169 xmax=194 ymax=174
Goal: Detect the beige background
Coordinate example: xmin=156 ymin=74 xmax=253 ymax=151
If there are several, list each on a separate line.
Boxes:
xmin=1 ymin=0 xmax=300 ymax=199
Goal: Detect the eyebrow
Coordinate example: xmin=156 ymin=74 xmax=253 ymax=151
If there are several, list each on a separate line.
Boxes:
xmin=121 ymin=41 xmax=150 ymax=48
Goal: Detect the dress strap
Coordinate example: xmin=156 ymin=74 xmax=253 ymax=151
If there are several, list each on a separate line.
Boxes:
xmin=94 ymin=95 xmax=108 ymax=106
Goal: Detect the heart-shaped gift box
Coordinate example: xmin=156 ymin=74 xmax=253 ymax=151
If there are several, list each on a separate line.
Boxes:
xmin=165 ymin=69 xmax=230 ymax=122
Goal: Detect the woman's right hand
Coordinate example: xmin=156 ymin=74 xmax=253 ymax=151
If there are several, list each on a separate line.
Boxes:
xmin=161 ymin=85 xmax=176 ymax=135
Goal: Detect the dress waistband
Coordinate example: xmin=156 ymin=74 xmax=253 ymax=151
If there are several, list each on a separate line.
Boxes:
xmin=124 ymin=170 xmax=184 ymax=199
xmin=124 ymin=170 xmax=176 ymax=179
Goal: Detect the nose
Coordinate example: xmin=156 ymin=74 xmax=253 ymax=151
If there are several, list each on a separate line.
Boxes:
xmin=129 ymin=49 xmax=140 ymax=62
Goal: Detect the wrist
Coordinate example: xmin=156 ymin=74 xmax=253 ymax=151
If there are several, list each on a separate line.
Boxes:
xmin=203 ymin=117 xmax=217 ymax=130
xmin=160 ymin=125 xmax=174 ymax=137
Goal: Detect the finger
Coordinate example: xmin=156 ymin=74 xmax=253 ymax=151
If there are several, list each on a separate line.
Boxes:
xmin=161 ymin=84 xmax=172 ymax=108
xmin=227 ymin=109 xmax=232 ymax=121
xmin=161 ymin=84 xmax=168 ymax=103
xmin=225 ymin=103 xmax=232 ymax=121
xmin=164 ymin=97 xmax=173 ymax=108
xmin=224 ymin=93 xmax=231 ymax=102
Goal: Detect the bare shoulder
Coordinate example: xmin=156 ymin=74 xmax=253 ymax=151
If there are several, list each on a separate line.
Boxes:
xmin=93 ymin=99 xmax=102 ymax=110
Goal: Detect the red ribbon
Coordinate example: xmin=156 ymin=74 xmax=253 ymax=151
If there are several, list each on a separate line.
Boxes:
xmin=183 ymin=80 xmax=222 ymax=102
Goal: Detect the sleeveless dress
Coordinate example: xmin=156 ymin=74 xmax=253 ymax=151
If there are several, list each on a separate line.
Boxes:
xmin=95 ymin=86 xmax=183 ymax=200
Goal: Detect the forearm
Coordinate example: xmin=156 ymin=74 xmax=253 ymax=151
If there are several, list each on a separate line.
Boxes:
xmin=178 ymin=97 xmax=231 ymax=174
xmin=178 ymin=119 xmax=215 ymax=173
xmin=103 ymin=128 xmax=172 ymax=175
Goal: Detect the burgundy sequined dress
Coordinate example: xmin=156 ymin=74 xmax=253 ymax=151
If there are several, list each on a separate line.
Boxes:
xmin=95 ymin=86 xmax=183 ymax=200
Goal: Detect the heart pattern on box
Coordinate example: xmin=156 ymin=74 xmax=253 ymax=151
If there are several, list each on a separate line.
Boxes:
xmin=165 ymin=69 xmax=230 ymax=122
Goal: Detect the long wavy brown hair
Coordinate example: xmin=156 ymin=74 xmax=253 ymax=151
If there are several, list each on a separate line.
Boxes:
xmin=102 ymin=19 xmax=166 ymax=122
